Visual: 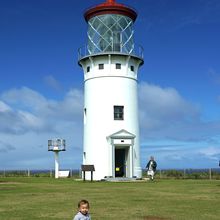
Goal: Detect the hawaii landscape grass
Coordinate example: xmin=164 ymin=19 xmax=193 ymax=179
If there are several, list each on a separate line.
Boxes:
xmin=0 ymin=177 xmax=219 ymax=220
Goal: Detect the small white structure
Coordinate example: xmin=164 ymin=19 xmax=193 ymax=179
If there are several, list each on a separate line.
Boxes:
xmin=48 ymin=138 xmax=66 ymax=179
xmin=58 ymin=170 xmax=70 ymax=178
xmin=78 ymin=0 xmax=144 ymax=180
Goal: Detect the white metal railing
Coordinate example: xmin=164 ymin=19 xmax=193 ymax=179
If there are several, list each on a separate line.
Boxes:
xmin=78 ymin=43 xmax=144 ymax=60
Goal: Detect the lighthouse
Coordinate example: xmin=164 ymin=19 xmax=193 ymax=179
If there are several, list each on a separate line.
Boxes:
xmin=78 ymin=0 xmax=144 ymax=180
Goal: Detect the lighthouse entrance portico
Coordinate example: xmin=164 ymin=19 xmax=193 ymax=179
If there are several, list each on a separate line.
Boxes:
xmin=108 ymin=129 xmax=135 ymax=178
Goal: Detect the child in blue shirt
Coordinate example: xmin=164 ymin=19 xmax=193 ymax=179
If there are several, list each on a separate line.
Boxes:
xmin=73 ymin=199 xmax=91 ymax=220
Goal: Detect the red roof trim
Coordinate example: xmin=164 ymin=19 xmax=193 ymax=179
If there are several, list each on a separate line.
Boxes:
xmin=84 ymin=4 xmax=137 ymax=22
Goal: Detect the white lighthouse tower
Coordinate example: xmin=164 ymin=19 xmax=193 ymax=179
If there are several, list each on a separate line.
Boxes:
xmin=78 ymin=0 xmax=144 ymax=180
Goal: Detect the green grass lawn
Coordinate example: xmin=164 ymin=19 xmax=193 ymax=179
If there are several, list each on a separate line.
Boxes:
xmin=0 ymin=177 xmax=219 ymax=220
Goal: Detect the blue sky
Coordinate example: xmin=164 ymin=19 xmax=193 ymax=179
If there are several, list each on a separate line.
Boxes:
xmin=0 ymin=0 xmax=220 ymax=170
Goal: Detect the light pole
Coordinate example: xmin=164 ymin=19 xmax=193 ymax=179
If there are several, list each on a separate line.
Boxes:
xmin=48 ymin=138 xmax=66 ymax=179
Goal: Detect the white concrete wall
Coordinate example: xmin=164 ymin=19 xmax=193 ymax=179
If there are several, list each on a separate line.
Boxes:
xmin=80 ymin=54 xmax=142 ymax=180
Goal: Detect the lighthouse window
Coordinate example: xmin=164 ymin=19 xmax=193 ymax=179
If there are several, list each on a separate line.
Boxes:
xmin=116 ymin=63 xmax=121 ymax=69
xmin=114 ymin=106 xmax=124 ymax=120
xmin=130 ymin=65 xmax=134 ymax=72
xmin=84 ymin=108 xmax=87 ymax=124
xmin=99 ymin=64 xmax=104 ymax=70
xmin=87 ymin=66 xmax=90 ymax=72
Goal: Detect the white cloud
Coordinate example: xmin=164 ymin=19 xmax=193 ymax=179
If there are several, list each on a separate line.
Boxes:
xmin=0 ymin=99 xmax=46 ymax=134
xmin=138 ymin=82 xmax=220 ymax=168
xmin=139 ymin=82 xmax=198 ymax=120
xmin=138 ymin=82 xmax=220 ymax=142
xmin=1 ymin=87 xmax=49 ymax=114
xmin=43 ymin=75 xmax=62 ymax=91
xmin=0 ymin=87 xmax=83 ymax=135
xmin=0 ymin=100 xmax=12 ymax=112
xmin=0 ymin=87 xmax=84 ymax=169
xmin=199 ymin=146 xmax=220 ymax=160
xmin=0 ymin=83 xmax=220 ymax=169
xmin=139 ymin=82 xmax=200 ymax=137
xmin=141 ymin=142 xmax=220 ymax=169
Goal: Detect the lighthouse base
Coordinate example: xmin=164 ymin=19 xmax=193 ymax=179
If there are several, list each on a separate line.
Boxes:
xmin=102 ymin=177 xmax=143 ymax=182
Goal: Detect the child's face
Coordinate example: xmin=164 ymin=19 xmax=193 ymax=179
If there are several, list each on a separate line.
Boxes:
xmin=79 ymin=203 xmax=89 ymax=215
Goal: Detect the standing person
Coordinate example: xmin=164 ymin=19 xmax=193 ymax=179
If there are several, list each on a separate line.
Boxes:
xmin=73 ymin=199 xmax=91 ymax=220
xmin=146 ymin=156 xmax=157 ymax=180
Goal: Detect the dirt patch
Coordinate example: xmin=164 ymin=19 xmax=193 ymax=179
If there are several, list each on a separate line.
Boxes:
xmin=143 ymin=216 xmax=171 ymax=220
xmin=0 ymin=182 xmax=21 ymax=190
xmin=0 ymin=187 xmax=16 ymax=190
xmin=0 ymin=181 xmax=22 ymax=185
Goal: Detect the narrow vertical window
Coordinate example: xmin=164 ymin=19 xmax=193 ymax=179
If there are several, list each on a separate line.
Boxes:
xmin=84 ymin=108 xmax=87 ymax=124
xmin=130 ymin=65 xmax=134 ymax=72
xmin=116 ymin=63 xmax=121 ymax=69
xmin=114 ymin=106 xmax=124 ymax=120
xmin=99 ymin=64 xmax=104 ymax=69
xmin=87 ymin=66 xmax=90 ymax=72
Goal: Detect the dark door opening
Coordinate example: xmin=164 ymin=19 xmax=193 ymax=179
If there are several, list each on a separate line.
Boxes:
xmin=115 ymin=148 xmax=125 ymax=177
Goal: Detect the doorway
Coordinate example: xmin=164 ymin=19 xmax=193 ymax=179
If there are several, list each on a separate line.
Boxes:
xmin=115 ymin=148 xmax=127 ymax=177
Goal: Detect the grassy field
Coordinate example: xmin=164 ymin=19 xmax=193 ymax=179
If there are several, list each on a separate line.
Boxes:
xmin=0 ymin=177 xmax=219 ymax=220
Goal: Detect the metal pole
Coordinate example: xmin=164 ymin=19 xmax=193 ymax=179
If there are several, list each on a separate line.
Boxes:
xmin=83 ymin=171 xmax=85 ymax=181
xmin=79 ymin=168 xmax=81 ymax=178
xmin=209 ymin=168 xmax=212 ymax=180
xmin=91 ymin=171 xmax=93 ymax=182
xmin=55 ymin=151 xmax=59 ymax=179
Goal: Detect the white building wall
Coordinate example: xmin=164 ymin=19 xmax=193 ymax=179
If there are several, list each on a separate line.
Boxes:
xmin=80 ymin=54 xmax=142 ymax=180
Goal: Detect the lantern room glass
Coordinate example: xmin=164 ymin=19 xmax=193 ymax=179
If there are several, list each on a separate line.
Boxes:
xmin=87 ymin=14 xmax=134 ymax=54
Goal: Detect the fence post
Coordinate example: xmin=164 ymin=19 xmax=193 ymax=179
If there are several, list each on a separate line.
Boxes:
xmin=79 ymin=168 xmax=81 ymax=179
xmin=209 ymin=168 xmax=212 ymax=180
xmin=27 ymin=169 xmax=30 ymax=177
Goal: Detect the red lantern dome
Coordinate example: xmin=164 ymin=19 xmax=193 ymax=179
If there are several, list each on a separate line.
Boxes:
xmin=84 ymin=0 xmax=137 ymax=22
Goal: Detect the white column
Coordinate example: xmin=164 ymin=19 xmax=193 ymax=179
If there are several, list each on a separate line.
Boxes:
xmin=112 ymin=145 xmax=115 ymax=178
xmin=130 ymin=145 xmax=133 ymax=178
xmin=55 ymin=151 xmax=59 ymax=179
